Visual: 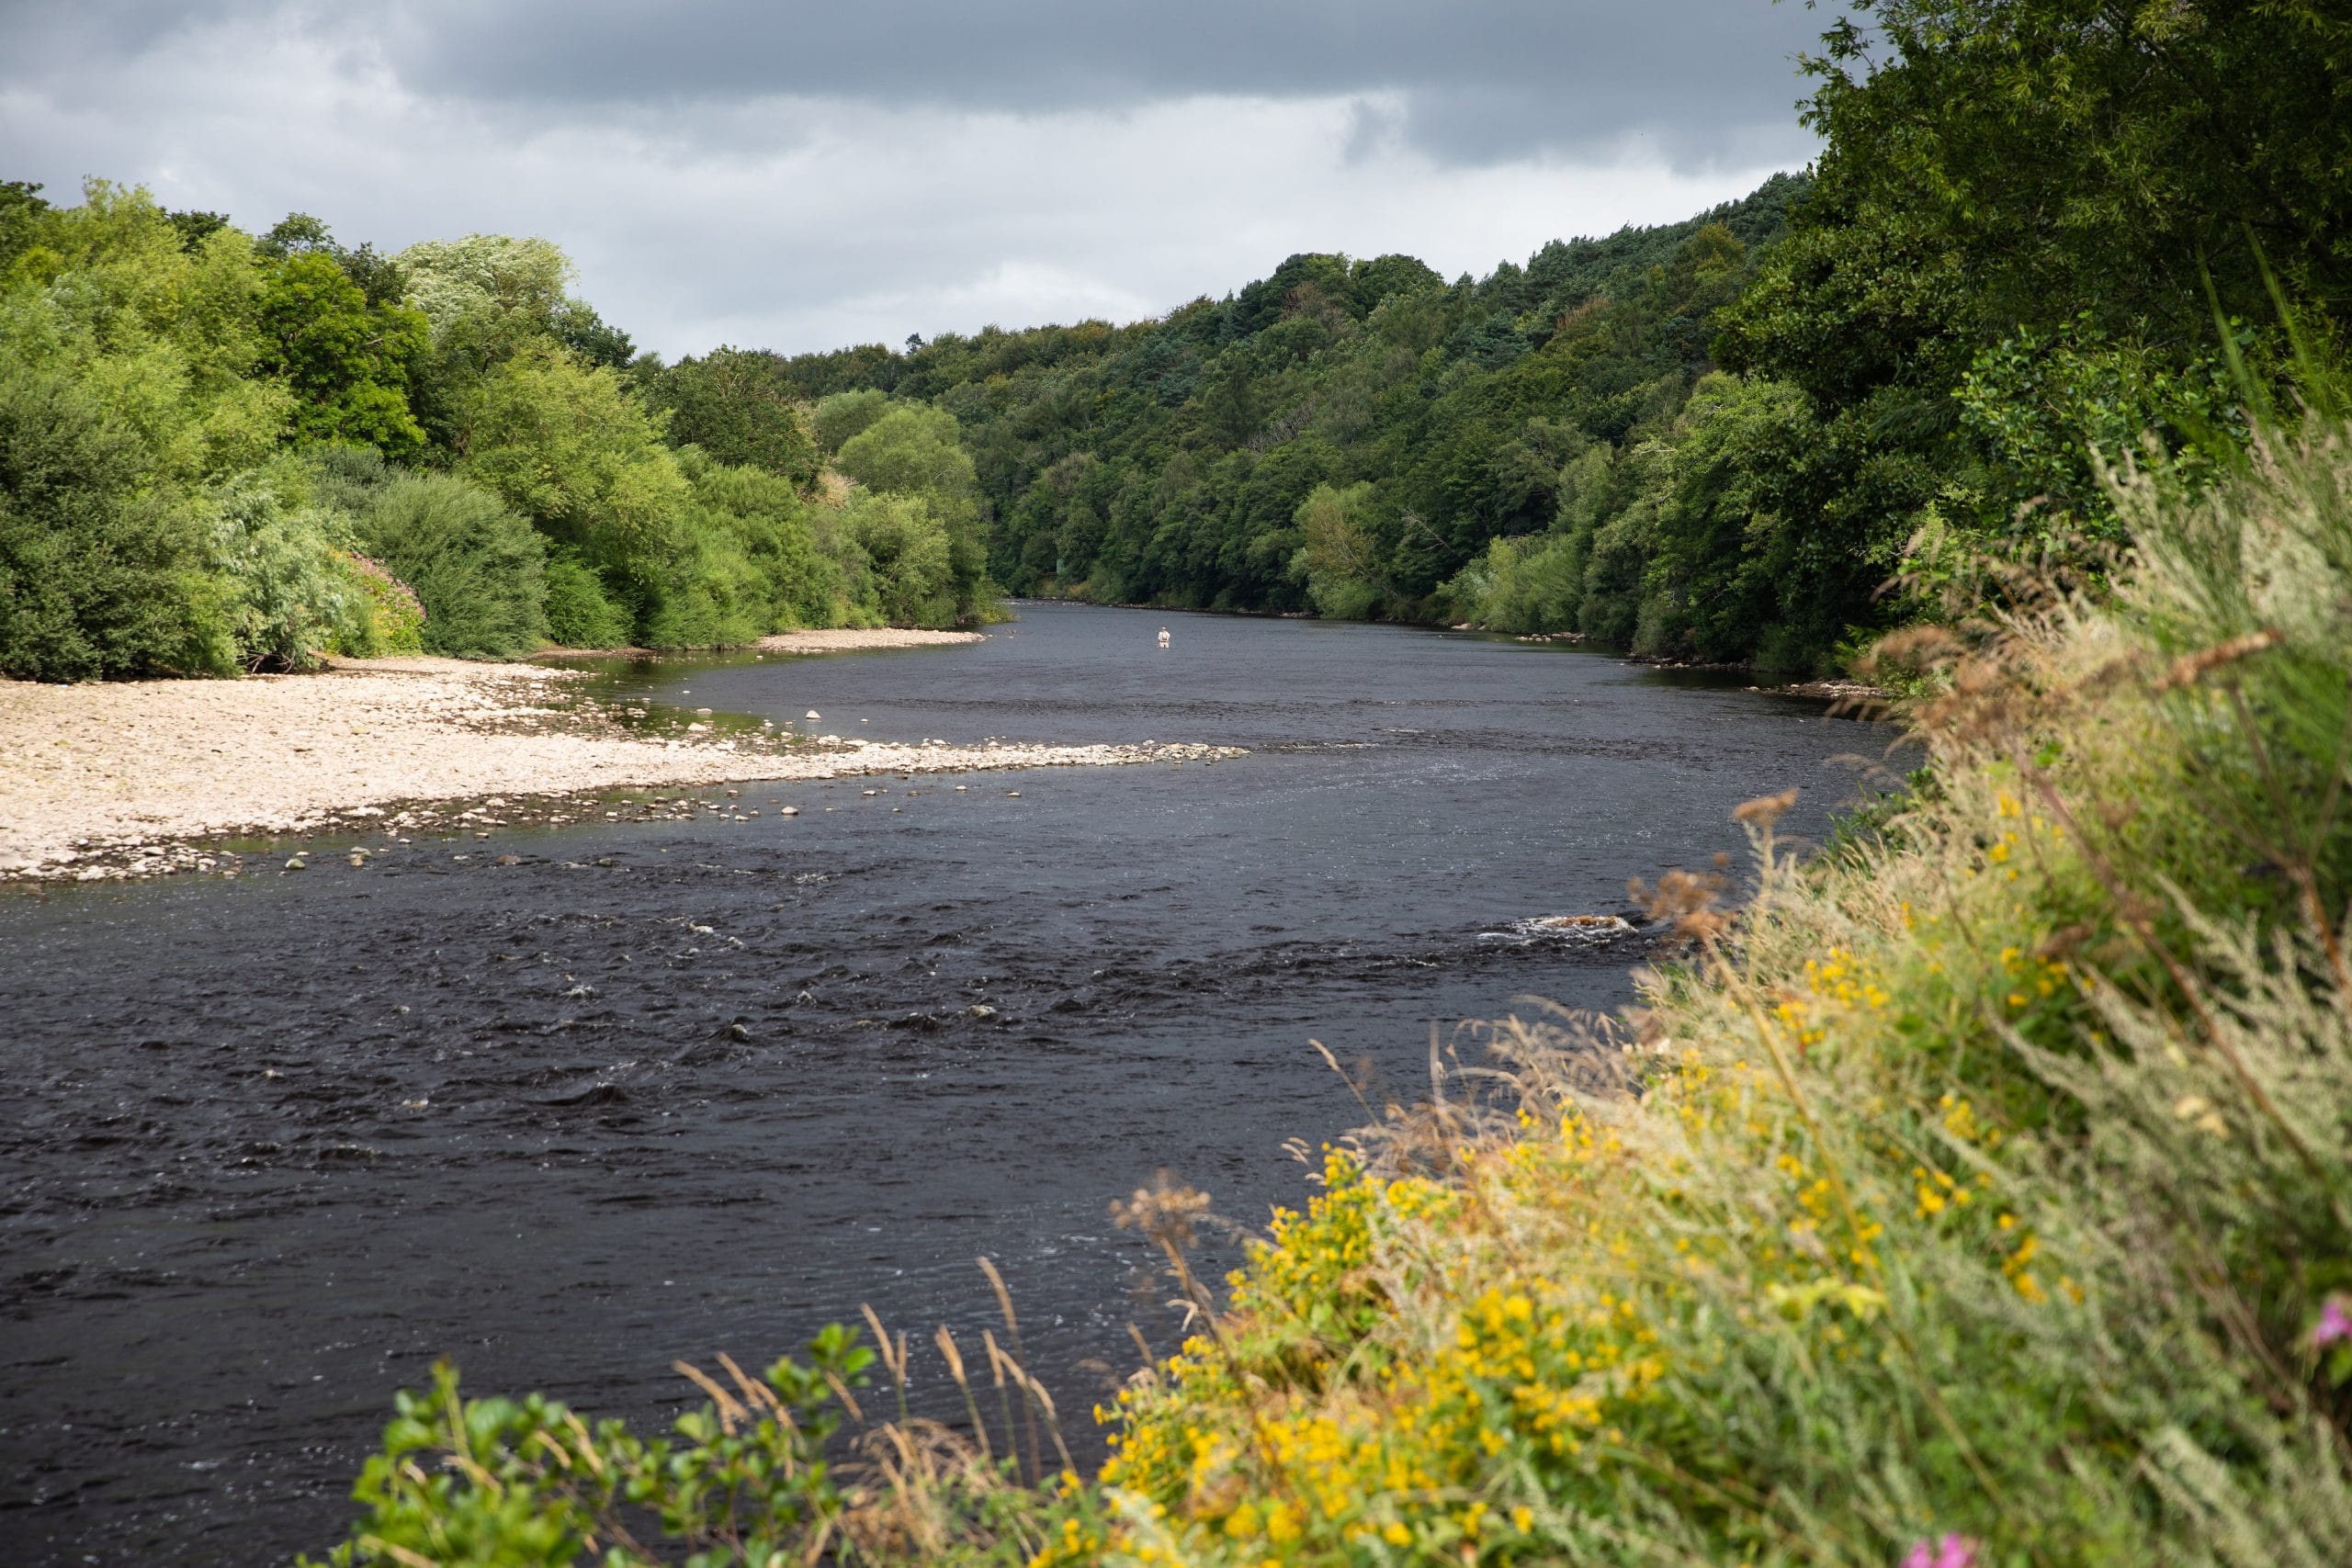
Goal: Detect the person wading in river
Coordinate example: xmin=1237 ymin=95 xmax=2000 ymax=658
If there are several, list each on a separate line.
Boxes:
xmin=1158 ymin=626 xmax=1170 ymax=649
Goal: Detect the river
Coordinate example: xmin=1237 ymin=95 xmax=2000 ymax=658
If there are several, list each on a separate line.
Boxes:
xmin=0 ymin=602 xmax=1892 ymax=1564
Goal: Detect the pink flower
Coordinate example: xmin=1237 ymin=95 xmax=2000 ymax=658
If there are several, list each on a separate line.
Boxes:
xmin=2314 ymin=1296 xmax=2352 ymax=1348
xmin=1903 ymin=1534 xmax=1978 ymax=1568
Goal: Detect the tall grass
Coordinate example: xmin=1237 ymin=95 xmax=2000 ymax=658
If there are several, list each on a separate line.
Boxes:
xmin=309 ymin=394 xmax=2352 ymax=1565
xmin=1056 ymin=404 xmax=2352 ymax=1563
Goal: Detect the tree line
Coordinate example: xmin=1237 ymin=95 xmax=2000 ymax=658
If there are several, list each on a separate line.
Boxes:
xmin=7 ymin=0 xmax=2346 ymax=683
xmin=777 ymin=0 xmax=2351 ymax=672
xmin=0 ymin=192 xmax=999 ymax=682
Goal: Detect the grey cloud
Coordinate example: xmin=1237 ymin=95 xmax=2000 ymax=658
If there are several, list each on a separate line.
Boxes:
xmin=16 ymin=0 xmax=1837 ymax=169
xmin=0 ymin=0 xmax=1826 ymax=357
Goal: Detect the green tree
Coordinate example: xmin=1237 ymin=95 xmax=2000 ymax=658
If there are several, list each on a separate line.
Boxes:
xmin=839 ymin=490 xmax=955 ymax=626
xmin=680 ymin=451 xmax=842 ymax=630
xmin=650 ymin=346 xmax=820 ymax=482
xmin=833 ymin=400 xmax=997 ymax=621
xmin=0 ymin=337 xmax=232 ymax=679
xmin=812 ymin=387 xmax=890 ymax=454
xmin=255 ymin=251 xmax=428 ymax=455
xmin=833 ymin=402 xmax=978 ymax=506
xmin=1294 ymin=480 xmax=1389 ymax=619
xmin=453 ymin=340 xmax=689 ymax=615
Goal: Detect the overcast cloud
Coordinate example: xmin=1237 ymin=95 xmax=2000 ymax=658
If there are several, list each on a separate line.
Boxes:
xmin=0 ymin=1 xmax=1833 ymax=358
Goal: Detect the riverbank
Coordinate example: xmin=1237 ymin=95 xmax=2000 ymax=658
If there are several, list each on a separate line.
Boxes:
xmin=1035 ymin=420 xmax=2352 ymax=1566
xmin=0 ymin=651 xmax=1238 ymax=885
xmin=531 ymin=627 xmax=989 ymax=660
xmin=756 ymin=627 xmax=986 ymax=653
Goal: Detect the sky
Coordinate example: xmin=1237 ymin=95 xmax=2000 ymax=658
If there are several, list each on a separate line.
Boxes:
xmin=0 ymin=2 xmax=1833 ymax=360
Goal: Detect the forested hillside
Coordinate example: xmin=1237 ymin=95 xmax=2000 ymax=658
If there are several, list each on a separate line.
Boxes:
xmin=778 ymin=0 xmax=2350 ymax=672
xmin=780 ymin=177 xmax=1810 ymax=641
xmin=0 ymin=192 xmax=997 ymax=682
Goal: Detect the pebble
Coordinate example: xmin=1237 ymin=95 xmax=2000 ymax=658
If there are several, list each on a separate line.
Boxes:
xmin=2 ymin=660 xmax=1245 ymax=886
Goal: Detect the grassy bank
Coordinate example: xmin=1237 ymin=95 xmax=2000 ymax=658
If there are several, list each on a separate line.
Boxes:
xmin=1057 ymin=411 xmax=2352 ymax=1563
xmin=309 ymin=400 xmax=2352 ymax=1565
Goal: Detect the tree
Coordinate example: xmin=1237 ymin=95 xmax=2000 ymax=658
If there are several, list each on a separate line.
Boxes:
xmin=834 ymin=403 xmax=977 ymax=505
xmin=650 ymin=346 xmax=820 ymax=483
xmin=812 ymin=388 xmax=890 ymax=454
xmin=453 ymin=341 xmax=689 ymax=609
xmin=0 ymin=344 xmax=232 ymax=679
xmin=833 ymin=403 xmax=994 ymax=621
xmin=839 ymin=491 xmax=955 ymax=626
xmin=1795 ymin=0 xmax=2352 ymax=348
xmin=255 ymin=251 xmax=428 ymax=455
xmin=0 ymin=181 xmax=51 ymax=272
xmin=1294 ymin=481 xmax=1388 ymax=619
xmin=551 ymin=299 xmax=635 ymax=368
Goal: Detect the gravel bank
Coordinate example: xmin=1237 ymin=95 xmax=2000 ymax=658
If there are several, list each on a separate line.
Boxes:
xmin=0 ymin=655 xmax=1238 ymax=884
xmin=755 ymin=627 xmax=986 ymax=653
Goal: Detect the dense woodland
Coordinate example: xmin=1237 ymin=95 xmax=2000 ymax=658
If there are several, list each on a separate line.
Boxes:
xmin=0 ymin=0 xmax=2339 ymax=1563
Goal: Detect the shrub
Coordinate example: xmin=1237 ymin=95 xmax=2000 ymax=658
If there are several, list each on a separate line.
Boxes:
xmin=540 ymin=552 xmax=631 ymax=648
xmin=1071 ymin=388 xmax=2352 ymax=1564
xmin=334 ymin=554 xmax=425 ymax=656
xmin=637 ymin=529 xmax=767 ymax=649
xmin=683 ymin=451 xmax=846 ymax=631
xmin=349 ymin=472 xmax=547 ymax=658
xmin=204 ymin=469 xmax=366 ymax=671
xmin=0 ymin=357 xmax=233 ymax=679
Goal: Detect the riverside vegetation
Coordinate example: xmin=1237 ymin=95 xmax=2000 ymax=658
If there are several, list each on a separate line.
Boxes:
xmin=0 ymin=193 xmax=1000 ymax=682
xmin=781 ymin=0 xmax=2347 ymax=675
xmin=8 ymin=2 xmax=2344 ymax=682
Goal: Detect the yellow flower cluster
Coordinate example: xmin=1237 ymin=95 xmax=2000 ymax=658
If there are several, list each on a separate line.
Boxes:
xmin=1092 ymin=1122 xmax=1686 ymax=1562
xmin=1996 ymin=943 xmax=2071 ymax=1011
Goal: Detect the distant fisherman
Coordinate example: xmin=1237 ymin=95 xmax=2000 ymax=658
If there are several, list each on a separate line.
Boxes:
xmin=1158 ymin=626 xmax=1171 ymax=649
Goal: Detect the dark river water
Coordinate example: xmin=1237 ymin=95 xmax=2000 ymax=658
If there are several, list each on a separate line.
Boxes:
xmin=0 ymin=603 xmax=1892 ymax=1565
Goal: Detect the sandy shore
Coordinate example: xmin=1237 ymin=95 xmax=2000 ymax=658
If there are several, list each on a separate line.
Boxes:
xmin=0 ymin=653 xmax=1238 ymax=884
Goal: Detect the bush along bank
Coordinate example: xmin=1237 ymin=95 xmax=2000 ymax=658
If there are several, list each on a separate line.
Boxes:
xmin=303 ymin=383 xmax=2352 ymax=1565
xmin=0 ymin=182 xmax=1001 ymax=682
